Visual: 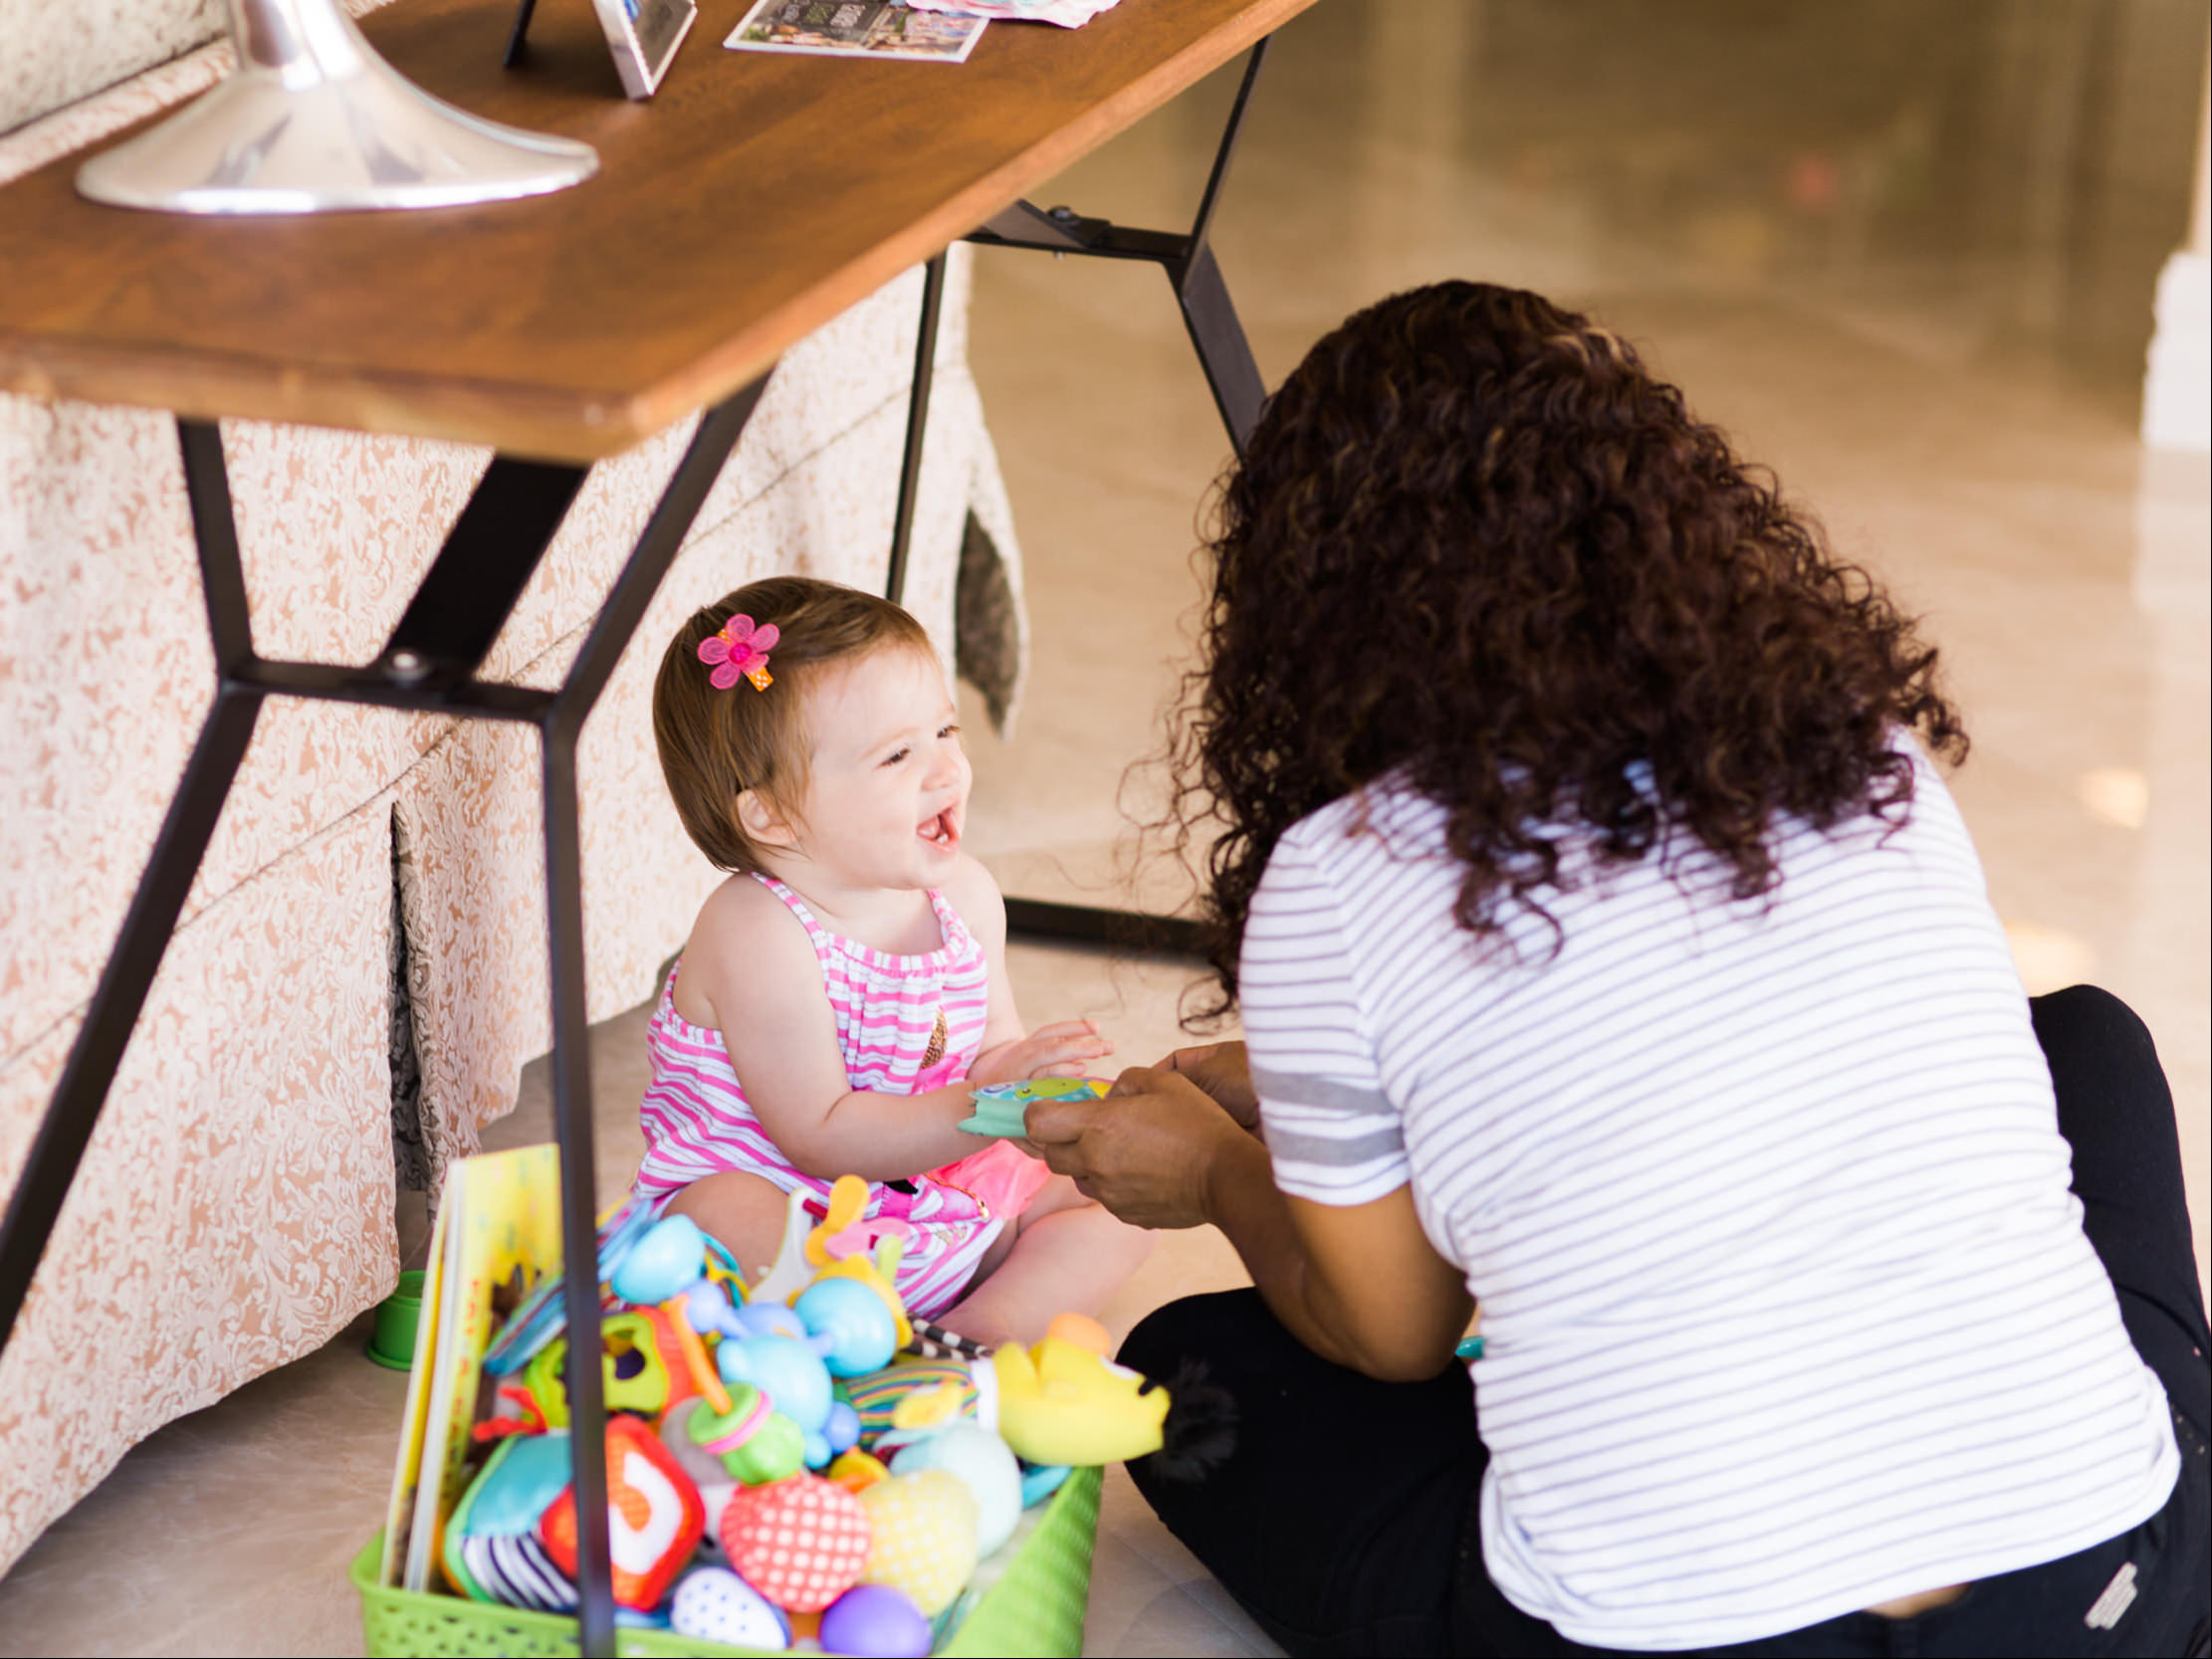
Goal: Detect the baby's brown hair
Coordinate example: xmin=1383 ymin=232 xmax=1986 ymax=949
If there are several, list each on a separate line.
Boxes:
xmin=654 ymin=575 xmax=935 ymax=873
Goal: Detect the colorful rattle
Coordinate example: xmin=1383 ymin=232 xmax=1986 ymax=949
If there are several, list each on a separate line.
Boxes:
xmin=685 ymin=1382 xmax=806 ymax=1486
xmin=956 ymin=1078 xmax=1110 ymax=1140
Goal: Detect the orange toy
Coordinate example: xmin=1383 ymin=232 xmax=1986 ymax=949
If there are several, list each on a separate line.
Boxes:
xmin=540 ymin=1415 xmax=706 ymax=1611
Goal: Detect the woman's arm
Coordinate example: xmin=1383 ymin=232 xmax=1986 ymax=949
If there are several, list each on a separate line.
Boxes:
xmin=1024 ymin=1068 xmax=1472 ymax=1380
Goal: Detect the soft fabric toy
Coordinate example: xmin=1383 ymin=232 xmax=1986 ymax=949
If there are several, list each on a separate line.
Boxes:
xmin=844 ymin=1357 xmax=989 ymax=1452
xmin=857 ymin=1469 xmax=979 ymax=1617
xmin=843 ymin=1316 xmax=1234 ymax=1477
xmin=991 ymin=1332 xmax=1175 ymax=1469
xmin=539 ymin=1414 xmax=706 ymax=1611
xmin=441 ymin=1431 xmax=578 ymax=1610
xmin=888 ymin=1424 xmax=1022 ymax=1555
xmin=669 ymin=1564 xmax=791 ymax=1649
xmin=719 ymin=1474 xmax=872 ymax=1612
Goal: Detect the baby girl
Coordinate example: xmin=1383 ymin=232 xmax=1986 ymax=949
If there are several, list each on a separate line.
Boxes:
xmin=637 ymin=574 xmax=1151 ymax=1347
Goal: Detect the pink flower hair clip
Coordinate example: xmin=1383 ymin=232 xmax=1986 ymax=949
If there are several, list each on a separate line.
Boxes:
xmin=698 ymin=614 xmax=779 ymax=692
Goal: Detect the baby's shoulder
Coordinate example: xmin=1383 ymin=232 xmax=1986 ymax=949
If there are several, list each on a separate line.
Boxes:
xmin=680 ymin=874 xmax=819 ymax=1001
xmin=935 ymin=852 xmax=1005 ymax=944
xmin=693 ymin=874 xmax=810 ymax=953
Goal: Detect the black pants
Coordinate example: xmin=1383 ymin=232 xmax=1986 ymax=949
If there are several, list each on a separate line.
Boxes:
xmin=1122 ymin=987 xmax=2211 ymax=1658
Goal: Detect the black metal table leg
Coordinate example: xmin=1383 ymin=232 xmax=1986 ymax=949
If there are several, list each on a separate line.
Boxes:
xmin=0 ymin=378 xmax=772 ymax=1658
xmin=886 ymin=253 xmax=949 ymax=605
xmin=935 ymin=36 xmax=1275 ymax=959
xmin=1164 ymin=38 xmax=1270 ymax=448
xmin=539 ymin=384 xmax=767 ymax=1656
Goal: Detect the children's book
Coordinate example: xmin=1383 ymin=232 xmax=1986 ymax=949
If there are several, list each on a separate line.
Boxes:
xmin=394 ymin=1145 xmax=567 ymax=1593
xmin=482 ymin=1191 xmax=654 ymax=1378
xmin=377 ymin=1191 xmax=451 ymax=1586
xmin=399 ymin=1157 xmax=465 ymax=1590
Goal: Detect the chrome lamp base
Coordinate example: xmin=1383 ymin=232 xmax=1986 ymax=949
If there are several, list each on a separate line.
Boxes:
xmin=77 ymin=0 xmax=597 ymax=215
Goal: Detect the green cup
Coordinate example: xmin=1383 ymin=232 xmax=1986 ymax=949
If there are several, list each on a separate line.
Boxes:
xmin=364 ymin=1270 xmax=427 ymax=1371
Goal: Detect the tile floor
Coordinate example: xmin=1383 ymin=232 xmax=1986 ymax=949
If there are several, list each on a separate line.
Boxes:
xmin=2 ymin=1 xmax=2205 ymax=1652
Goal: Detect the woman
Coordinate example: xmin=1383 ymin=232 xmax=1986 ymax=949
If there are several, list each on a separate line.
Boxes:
xmin=1022 ymin=283 xmax=2207 ymax=1657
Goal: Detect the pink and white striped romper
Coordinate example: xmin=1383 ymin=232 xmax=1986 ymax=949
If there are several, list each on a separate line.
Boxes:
xmin=634 ymin=874 xmax=1050 ymax=1319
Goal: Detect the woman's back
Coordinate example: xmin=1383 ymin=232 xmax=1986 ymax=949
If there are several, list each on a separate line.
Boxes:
xmin=1241 ymin=746 xmax=2179 ymax=1648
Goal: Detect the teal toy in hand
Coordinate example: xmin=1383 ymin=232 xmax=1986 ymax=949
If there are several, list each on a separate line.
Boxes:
xmin=956 ymin=1078 xmax=1110 ymax=1139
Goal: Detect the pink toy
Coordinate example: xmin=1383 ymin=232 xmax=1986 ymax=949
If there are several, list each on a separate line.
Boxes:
xmin=719 ymin=1474 xmax=872 ymax=1612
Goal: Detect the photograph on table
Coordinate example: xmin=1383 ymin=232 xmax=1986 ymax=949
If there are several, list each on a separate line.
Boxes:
xmin=726 ymin=0 xmax=989 ymax=62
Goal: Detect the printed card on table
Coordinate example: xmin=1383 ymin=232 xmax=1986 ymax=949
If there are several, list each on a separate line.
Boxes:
xmin=727 ymin=0 xmax=989 ymax=62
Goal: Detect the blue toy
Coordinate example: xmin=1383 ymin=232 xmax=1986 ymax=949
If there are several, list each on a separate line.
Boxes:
xmin=716 ymin=1334 xmax=859 ymax=1467
xmin=484 ymin=1199 xmax=742 ymax=1376
xmin=441 ymin=1431 xmax=578 ymax=1611
xmin=610 ymin=1213 xmax=711 ymax=1305
xmin=684 ymin=1282 xmax=804 ymax=1347
xmin=793 ymin=1277 xmax=899 ymax=1377
xmin=1019 ymin=1461 xmax=1072 ymax=1507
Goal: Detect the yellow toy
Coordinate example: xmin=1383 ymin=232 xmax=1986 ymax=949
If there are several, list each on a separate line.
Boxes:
xmin=840 ymin=1311 xmax=1235 ymax=1479
xmin=978 ymin=1314 xmax=1237 ymax=1477
xmin=744 ymin=1174 xmax=917 ymax=1352
xmin=989 ymin=1315 xmax=1175 ymax=1468
xmin=858 ymin=1469 xmax=979 ymax=1617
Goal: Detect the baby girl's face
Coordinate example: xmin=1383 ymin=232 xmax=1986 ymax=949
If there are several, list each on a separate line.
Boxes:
xmin=792 ymin=644 xmax=970 ymax=891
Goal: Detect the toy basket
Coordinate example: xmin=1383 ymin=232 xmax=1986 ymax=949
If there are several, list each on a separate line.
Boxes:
xmin=351 ymin=1462 xmax=1100 ymax=1657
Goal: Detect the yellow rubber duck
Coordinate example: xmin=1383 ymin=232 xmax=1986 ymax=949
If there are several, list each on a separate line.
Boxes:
xmin=989 ymin=1314 xmax=1173 ymax=1469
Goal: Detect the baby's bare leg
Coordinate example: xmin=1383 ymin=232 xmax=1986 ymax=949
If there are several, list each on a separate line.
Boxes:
xmin=664 ymin=1169 xmax=795 ymax=1281
xmin=936 ymin=1175 xmax=1153 ymax=1349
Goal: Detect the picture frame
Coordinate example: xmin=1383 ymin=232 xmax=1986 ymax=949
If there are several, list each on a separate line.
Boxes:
xmin=591 ymin=0 xmax=699 ymax=99
xmin=506 ymin=0 xmax=698 ymax=102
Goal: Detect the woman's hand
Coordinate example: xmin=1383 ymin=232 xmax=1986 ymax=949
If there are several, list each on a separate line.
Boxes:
xmin=1159 ymin=1040 xmax=1259 ymax=1132
xmin=969 ymin=1019 xmax=1113 ymax=1088
xmin=1022 ymin=1065 xmax=1260 ymax=1230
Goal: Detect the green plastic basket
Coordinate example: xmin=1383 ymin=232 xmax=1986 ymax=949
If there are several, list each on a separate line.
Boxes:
xmin=352 ymin=1463 xmax=1100 ymax=1658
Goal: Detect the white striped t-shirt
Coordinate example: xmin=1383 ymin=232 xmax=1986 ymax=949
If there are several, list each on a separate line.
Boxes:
xmin=1242 ymin=748 xmax=2178 ymax=1651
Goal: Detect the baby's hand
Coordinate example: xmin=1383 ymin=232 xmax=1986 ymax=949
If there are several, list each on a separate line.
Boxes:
xmin=970 ymin=1020 xmax=1112 ymax=1088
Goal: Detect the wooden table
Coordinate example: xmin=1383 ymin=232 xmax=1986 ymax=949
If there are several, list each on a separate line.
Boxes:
xmin=0 ymin=0 xmax=1300 ymax=459
xmin=0 ymin=0 xmax=1312 ymax=1644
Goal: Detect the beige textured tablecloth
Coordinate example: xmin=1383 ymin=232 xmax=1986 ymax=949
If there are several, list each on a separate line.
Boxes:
xmin=0 ymin=28 xmax=1029 ymax=1572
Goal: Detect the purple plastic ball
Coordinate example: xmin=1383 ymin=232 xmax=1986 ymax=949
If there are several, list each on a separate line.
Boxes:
xmin=818 ymin=1582 xmax=932 ymax=1658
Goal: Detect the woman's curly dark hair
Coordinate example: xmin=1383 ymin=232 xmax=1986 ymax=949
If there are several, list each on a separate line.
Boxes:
xmin=1169 ymin=281 xmax=1966 ymax=1006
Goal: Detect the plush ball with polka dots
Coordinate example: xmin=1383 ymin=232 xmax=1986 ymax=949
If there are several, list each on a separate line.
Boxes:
xmin=718 ymin=1473 xmax=872 ymax=1613
xmin=668 ymin=1564 xmax=791 ymax=1649
xmin=858 ymin=1468 xmax=980 ymax=1617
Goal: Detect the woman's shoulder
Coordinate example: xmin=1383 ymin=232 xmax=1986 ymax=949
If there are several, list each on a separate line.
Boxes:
xmin=1274 ymin=777 xmax=1454 ymax=871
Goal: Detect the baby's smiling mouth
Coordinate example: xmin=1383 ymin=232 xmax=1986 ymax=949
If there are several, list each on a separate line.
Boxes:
xmin=919 ymin=806 xmax=960 ymax=851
